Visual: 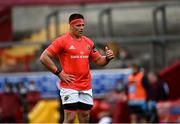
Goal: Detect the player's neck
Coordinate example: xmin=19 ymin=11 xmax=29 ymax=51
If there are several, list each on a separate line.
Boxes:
xmin=70 ymin=32 xmax=82 ymax=40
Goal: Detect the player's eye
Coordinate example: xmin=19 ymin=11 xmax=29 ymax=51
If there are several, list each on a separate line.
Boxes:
xmin=76 ymin=24 xmax=85 ymax=27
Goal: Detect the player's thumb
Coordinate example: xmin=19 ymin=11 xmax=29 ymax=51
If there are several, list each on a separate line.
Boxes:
xmin=105 ymin=46 xmax=109 ymax=52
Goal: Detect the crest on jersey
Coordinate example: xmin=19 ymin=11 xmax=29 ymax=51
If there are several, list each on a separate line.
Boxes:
xmin=86 ymin=45 xmax=90 ymax=50
xmin=64 ymin=95 xmax=69 ymax=101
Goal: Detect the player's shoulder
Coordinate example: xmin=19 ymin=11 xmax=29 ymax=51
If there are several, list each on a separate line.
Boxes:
xmin=51 ymin=33 xmax=69 ymax=45
xmin=55 ymin=33 xmax=68 ymax=41
xmin=82 ymin=35 xmax=94 ymax=46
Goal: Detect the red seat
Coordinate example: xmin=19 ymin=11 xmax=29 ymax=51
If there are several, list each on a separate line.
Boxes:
xmin=26 ymin=91 xmax=41 ymax=112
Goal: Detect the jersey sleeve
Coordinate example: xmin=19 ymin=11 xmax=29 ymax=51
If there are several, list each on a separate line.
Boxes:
xmin=46 ymin=37 xmax=65 ymax=56
xmin=90 ymin=44 xmax=101 ymax=61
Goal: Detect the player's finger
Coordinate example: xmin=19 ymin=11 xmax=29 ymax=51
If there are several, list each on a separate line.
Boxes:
xmin=63 ymin=78 xmax=69 ymax=83
xmin=68 ymin=77 xmax=75 ymax=82
xmin=68 ymin=74 xmax=76 ymax=78
xmin=106 ymin=52 xmax=113 ymax=57
xmin=66 ymin=78 xmax=74 ymax=83
xmin=63 ymin=78 xmax=72 ymax=84
xmin=105 ymin=46 xmax=109 ymax=52
xmin=106 ymin=54 xmax=114 ymax=59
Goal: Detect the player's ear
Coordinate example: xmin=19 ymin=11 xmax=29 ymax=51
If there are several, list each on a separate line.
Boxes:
xmin=69 ymin=25 xmax=74 ymax=30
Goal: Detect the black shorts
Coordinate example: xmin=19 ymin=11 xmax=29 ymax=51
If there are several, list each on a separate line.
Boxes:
xmin=129 ymin=105 xmax=147 ymax=115
xmin=63 ymin=102 xmax=93 ymax=111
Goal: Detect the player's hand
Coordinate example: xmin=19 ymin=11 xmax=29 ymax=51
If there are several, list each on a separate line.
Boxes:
xmin=58 ymin=70 xmax=75 ymax=84
xmin=105 ymin=46 xmax=114 ymax=61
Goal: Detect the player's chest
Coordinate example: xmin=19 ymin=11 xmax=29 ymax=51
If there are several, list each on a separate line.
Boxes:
xmin=64 ymin=41 xmax=91 ymax=55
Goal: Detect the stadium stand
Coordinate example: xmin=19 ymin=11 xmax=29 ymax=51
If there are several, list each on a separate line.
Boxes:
xmin=0 ymin=0 xmax=180 ymax=123
xmin=0 ymin=69 xmax=131 ymax=98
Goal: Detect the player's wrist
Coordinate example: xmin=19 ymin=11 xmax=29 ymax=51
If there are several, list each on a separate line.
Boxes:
xmin=105 ymin=56 xmax=111 ymax=62
xmin=53 ymin=68 xmax=61 ymax=76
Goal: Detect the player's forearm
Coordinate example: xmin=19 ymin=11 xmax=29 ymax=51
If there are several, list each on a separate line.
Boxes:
xmin=95 ymin=46 xmax=114 ymax=66
xmin=94 ymin=56 xmax=110 ymax=66
xmin=40 ymin=51 xmax=57 ymax=73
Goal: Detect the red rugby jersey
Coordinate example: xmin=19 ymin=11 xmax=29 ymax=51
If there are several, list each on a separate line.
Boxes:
xmin=46 ymin=32 xmax=101 ymax=90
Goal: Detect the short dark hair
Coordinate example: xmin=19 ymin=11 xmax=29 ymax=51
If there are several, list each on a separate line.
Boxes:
xmin=69 ymin=13 xmax=84 ymax=23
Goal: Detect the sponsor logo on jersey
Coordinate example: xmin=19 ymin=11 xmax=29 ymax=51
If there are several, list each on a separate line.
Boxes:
xmin=71 ymin=55 xmax=89 ymax=59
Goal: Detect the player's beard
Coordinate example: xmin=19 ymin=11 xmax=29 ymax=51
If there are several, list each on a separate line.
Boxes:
xmin=72 ymin=32 xmax=82 ymax=39
xmin=78 ymin=31 xmax=83 ymax=37
xmin=71 ymin=26 xmax=84 ymax=38
xmin=74 ymin=30 xmax=83 ymax=38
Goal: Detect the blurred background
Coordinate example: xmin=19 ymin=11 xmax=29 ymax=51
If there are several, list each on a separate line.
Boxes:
xmin=0 ymin=0 xmax=180 ymax=123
